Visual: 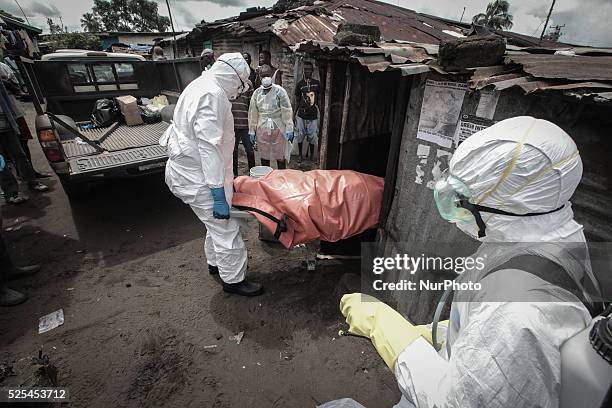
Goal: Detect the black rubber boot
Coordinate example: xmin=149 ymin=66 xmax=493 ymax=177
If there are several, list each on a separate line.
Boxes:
xmin=208 ymin=264 xmax=219 ymax=275
xmin=5 ymin=264 xmax=41 ymax=281
xmin=0 ymin=285 xmax=27 ymax=306
xmin=222 ymin=280 xmax=264 ymax=297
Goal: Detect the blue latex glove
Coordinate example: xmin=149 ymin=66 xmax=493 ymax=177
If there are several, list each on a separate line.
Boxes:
xmin=0 ymin=154 xmax=4 ymax=171
xmin=286 ymin=131 xmax=294 ymax=143
xmin=210 ymin=187 xmax=230 ymax=219
xmin=249 ymin=132 xmax=256 ymax=145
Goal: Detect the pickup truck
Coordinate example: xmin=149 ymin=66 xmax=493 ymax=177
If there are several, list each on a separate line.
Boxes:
xmin=18 ymin=50 xmax=175 ymax=198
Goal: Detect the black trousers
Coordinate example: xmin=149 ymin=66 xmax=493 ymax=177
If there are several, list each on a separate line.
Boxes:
xmin=233 ymin=128 xmax=256 ymax=177
xmin=0 ymin=130 xmax=36 ymax=195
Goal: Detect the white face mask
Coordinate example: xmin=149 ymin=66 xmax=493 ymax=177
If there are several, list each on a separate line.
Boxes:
xmin=261 ymin=76 xmax=273 ymax=89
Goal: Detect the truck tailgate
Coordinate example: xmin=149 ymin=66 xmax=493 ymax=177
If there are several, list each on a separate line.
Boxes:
xmin=61 ymin=122 xmax=169 ymax=175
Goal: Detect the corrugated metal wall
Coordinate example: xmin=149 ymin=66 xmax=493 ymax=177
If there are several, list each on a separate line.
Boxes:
xmin=381 ymin=72 xmax=612 ymax=323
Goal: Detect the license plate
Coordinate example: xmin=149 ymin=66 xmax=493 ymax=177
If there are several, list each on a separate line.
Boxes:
xmin=138 ymin=162 xmax=165 ymax=171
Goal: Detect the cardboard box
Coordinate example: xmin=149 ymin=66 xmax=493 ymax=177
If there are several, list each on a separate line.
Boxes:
xmin=115 ymin=95 xmax=143 ymax=126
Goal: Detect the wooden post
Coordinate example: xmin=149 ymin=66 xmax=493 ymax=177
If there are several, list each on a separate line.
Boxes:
xmin=337 ymin=64 xmax=352 ymax=169
xmin=319 ymin=62 xmax=333 ymax=169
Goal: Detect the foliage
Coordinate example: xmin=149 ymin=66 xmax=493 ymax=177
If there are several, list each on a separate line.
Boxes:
xmin=82 ymin=0 xmax=170 ymax=32
xmin=543 ymin=26 xmax=563 ymax=42
xmin=81 ymin=13 xmax=103 ymax=32
xmin=47 ymin=18 xmax=63 ymax=34
xmin=472 ymin=0 xmax=513 ymax=31
xmin=45 ymin=33 xmax=102 ymax=52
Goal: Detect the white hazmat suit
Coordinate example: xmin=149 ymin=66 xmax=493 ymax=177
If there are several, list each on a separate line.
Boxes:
xmin=161 ymin=53 xmax=251 ymax=284
xmin=248 ymin=84 xmax=293 ymax=161
xmin=392 ymin=117 xmax=595 ymax=407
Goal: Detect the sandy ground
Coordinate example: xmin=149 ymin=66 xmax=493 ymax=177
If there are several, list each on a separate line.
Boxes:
xmin=0 ymin=103 xmax=400 ymax=407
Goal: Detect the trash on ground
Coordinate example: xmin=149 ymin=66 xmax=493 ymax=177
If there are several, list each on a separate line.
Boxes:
xmin=229 ymin=331 xmax=244 ymax=345
xmin=5 ymin=225 xmax=22 ymax=232
xmin=39 ymin=309 xmax=65 ymax=334
xmin=203 ymin=344 xmax=217 ymax=349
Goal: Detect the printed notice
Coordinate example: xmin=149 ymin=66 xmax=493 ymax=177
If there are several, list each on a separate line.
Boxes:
xmin=417 ymin=80 xmax=467 ymax=148
xmin=475 ymin=89 xmax=500 ymax=120
xmin=454 ymin=114 xmax=494 ymax=146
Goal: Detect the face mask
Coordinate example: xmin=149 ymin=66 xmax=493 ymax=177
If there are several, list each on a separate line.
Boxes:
xmin=261 ymin=76 xmax=273 ymax=89
xmin=433 ymin=172 xmax=565 ymax=238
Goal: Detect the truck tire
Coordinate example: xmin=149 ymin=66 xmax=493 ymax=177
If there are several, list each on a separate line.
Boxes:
xmin=60 ymin=179 xmax=89 ymax=199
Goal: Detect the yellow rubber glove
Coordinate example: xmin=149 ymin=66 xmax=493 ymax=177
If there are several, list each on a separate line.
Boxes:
xmin=340 ymin=293 xmax=431 ymax=370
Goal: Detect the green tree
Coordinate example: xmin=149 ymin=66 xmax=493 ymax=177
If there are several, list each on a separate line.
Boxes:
xmin=472 ymin=0 xmax=514 ymax=30
xmin=46 ymin=32 xmax=102 ymax=52
xmin=47 ymin=18 xmax=63 ymax=34
xmin=86 ymin=0 xmax=170 ymax=32
xmin=81 ymin=13 xmax=103 ymax=32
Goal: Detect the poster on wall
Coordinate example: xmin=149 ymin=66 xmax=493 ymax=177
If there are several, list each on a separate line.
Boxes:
xmin=454 ymin=114 xmax=495 ymax=147
xmin=475 ymin=89 xmax=500 ymax=120
xmin=417 ymin=80 xmax=467 ymax=148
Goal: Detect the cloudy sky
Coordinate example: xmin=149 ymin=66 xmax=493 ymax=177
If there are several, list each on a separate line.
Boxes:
xmin=1 ymin=0 xmax=610 ymax=47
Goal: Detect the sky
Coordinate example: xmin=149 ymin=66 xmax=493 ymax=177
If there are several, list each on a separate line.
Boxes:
xmin=0 ymin=0 xmax=611 ymax=47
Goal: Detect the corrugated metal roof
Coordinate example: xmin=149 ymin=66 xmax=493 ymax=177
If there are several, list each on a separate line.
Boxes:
xmin=506 ymin=54 xmax=612 ymax=81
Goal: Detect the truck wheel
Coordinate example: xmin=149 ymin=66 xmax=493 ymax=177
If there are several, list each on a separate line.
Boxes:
xmin=60 ymin=179 xmax=89 ymax=199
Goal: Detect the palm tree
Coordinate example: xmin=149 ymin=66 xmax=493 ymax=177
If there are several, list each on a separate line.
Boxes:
xmin=472 ymin=0 xmax=513 ymax=30
xmin=80 ymin=13 xmax=103 ymax=32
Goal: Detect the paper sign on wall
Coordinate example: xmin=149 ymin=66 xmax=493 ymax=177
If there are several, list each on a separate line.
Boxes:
xmin=454 ymin=114 xmax=494 ymax=147
xmin=475 ymin=89 xmax=500 ymax=120
xmin=417 ymin=80 xmax=467 ymax=148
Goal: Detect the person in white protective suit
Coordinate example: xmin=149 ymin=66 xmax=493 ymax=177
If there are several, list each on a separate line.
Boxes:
xmin=248 ymin=64 xmax=294 ymax=169
xmin=340 ymin=116 xmax=602 ymax=407
xmin=161 ymin=53 xmax=263 ymax=297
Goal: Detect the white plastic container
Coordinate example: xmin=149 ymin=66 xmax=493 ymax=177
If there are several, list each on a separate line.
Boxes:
xmin=560 ymin=316 xmax=612 ymax=408
xmin=250 ymin=166 xmax=273 ymax=179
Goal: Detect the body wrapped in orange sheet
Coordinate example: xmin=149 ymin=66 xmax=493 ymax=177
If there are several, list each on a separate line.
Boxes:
xmin=232 ymin=170 xmax=384 ymax=249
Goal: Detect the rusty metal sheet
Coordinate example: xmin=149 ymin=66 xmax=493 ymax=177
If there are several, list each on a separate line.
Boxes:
xmin=469 ymin=72 xmax=527 ymax=89
xmin=506 ymin=54 xmax=612 ymax=81
xmin=278 ymin=14 xmax=338 ymax=45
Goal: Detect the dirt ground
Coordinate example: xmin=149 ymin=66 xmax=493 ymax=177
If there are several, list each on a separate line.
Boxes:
xmin=0 ymin=103 xmax=400 ymax=407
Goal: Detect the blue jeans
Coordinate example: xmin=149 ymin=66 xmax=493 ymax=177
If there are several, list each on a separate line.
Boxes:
xmin=233 ymin=128 xmax=255 ymax=177
xmin=295 ymin=117 xmax=319 ymax=144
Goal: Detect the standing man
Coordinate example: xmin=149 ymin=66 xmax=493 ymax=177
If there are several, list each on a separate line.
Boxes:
xmin=200 ymin=48 xmax=215 ymax=71
xmin=0 ymin=80 xmax=48 ymax=204
xmin=232 ymin=52 xmax=256 ymax=177
xmin=255 ymin=50 xmax=282 ymax=88
xmin=161 ymin=53 xmax=263 ymax=297
xmin=0 ymin=60 xmax=49 ymax=179
xmin=248 ymin=64 xmax=293 ymax=170
xmin=294 ymin=61 xmax=320 ymax=162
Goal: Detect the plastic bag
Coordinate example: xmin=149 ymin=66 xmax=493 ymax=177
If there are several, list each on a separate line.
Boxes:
xmin=91 ymin=99 xmax=119 ymax=127
xmin=138 ymin=105 xmax=161 ymax=124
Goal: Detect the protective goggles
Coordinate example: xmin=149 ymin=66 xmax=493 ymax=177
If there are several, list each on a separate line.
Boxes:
xmin=218 ymin=59 xmax=252 ymax=95
xmin=434 ymin=173 xmax=565 ymax=238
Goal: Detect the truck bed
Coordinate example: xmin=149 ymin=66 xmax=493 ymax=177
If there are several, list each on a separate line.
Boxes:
xmin=61 ymin=121 xmax=169 ymax=175
xmin=62 ymin=121 xmax=169 ymax=157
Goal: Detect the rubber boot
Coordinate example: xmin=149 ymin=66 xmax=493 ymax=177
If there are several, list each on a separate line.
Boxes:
xmin=0 ymin=285 xmax=27 ymax=306
xmin=222 ymin=280 xmax=264 ymax=297
xmin=6 ymin=264 xmax=41 ymax=281
xmin=208 ymin=264 xmax=219 ymax=275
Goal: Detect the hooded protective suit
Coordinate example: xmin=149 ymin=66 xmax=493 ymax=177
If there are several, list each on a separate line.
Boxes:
xmin=161 ymin=53 xmax=251 ymax=284
xmin=248 ymin=84 xmax=293 ymax=161
xmin=393 ymin=117 xmax=594 ymax=408
xmin=341 ymin=117 xmax=596 ymax=408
